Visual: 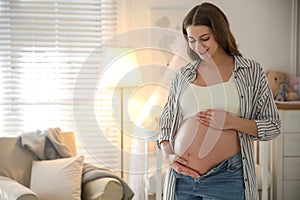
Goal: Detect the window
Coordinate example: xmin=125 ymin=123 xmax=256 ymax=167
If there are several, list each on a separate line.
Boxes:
xmin=0 ymin=0 xmax=120 ymax=172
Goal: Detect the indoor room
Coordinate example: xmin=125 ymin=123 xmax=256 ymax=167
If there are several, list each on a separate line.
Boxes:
xmin=0 ymin=0 xmax=299 ymax=200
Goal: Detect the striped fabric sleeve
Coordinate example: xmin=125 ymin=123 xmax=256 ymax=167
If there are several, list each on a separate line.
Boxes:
xmin=157 ymin=71 xmax=178 ymax=149
xmin=253 ymin=66 xmax=281 ymax=141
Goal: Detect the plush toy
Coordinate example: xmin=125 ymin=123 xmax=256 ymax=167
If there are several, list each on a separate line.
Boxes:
xmin=265 ymin=70 xmax=299 ymax=101
xmin=275 ymin=84 xmax=287 ymax=101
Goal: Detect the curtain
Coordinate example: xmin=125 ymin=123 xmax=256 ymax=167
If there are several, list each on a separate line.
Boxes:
xmin=0 ymin=0 xmax=121 ymax=173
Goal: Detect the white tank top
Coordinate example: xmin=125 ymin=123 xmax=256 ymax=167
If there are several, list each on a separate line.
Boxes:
xmin=180 ymin=75 xmax=241 ymax=120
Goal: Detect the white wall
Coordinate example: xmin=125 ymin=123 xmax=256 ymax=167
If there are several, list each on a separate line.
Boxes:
xmin=117 ymin=0 xmax=296 ymax=74
xmin=298 ymin=0 xmax=300 ymax=76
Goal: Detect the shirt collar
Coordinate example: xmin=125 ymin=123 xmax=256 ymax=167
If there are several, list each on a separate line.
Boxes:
xmin=233 ymin=55 xmax=250 ymax=71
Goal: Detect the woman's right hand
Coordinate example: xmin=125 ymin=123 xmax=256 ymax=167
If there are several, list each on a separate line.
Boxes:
xmin=161 ymin=141 xmax=200 ymax=178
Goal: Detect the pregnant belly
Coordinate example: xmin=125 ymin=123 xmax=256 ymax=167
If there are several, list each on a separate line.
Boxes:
xmin=174 ymin=117 xmax=241 ymax=175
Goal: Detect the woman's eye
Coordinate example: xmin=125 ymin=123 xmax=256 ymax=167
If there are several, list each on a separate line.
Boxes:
xmin=201 ymin=37 xmax=209 ymax=41
xmin=188 ymin=40 xmax=196 ymax=43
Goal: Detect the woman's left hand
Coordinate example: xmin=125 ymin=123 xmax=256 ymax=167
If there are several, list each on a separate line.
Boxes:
xmin=195 ymin=109 xmax=235 ymax=130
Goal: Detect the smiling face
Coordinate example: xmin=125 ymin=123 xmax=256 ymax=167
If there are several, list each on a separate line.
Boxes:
xmin=186 ymin=25 xmax=222 ymax=60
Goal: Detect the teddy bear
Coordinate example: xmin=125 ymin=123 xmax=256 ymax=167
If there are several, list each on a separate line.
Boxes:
xmin=265 ymin=70 xmax=299 ymax=101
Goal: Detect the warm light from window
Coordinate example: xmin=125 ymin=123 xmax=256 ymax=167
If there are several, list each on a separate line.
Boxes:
xmin=98 ymin=48 xmax=142 ymax=88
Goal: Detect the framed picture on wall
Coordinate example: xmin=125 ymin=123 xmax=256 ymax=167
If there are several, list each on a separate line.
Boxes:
xmin=150 ymin=8 xmax=190 ymax=67
xmin=151 ymin=8 xmax=188 ymax=31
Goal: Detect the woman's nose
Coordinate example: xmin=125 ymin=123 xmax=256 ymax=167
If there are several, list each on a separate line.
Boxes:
xmin=195 ymin=42 xmax=205 ymax=52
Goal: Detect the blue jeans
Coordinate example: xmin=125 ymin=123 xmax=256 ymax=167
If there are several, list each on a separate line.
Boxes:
xmin=173 ymin=152 xmax=245 ymax=200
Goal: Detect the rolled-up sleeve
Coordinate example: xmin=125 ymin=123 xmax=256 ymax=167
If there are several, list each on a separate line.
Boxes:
xmin=253 ymin=68 xmax=281 ymax=141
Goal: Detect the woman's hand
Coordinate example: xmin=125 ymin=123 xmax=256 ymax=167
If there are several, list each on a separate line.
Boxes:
xmin=165 ymin=153 xmax=200 ymax=178
xmin=160 ymin=141 xmax=200 ymax=178
xmin=195 ymin=109 xmax=235 ymax=130
xmin=195 ymin=109 xmax=259 ymax=137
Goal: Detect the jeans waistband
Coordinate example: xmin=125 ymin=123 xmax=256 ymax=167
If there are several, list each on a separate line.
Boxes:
xmin=200 ymin=151 xmax=242 ymax=178
xmin=172 ymin=151 xmax=243 ymax=180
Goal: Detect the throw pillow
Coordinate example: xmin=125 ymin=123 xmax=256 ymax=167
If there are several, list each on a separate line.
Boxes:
xmin=30 ymin=155 xmax=84 ymax=200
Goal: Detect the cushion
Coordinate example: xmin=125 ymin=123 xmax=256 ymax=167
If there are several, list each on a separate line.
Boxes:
xmin=0 ymin=176 xmax=38 ymax=200
xmin=82 ymin=177 xmax=123 ymax=200
xmin=0 ymin=137 xmax=36 ymax=187
xmin=30 ymin=155 xmax=84 ymax=200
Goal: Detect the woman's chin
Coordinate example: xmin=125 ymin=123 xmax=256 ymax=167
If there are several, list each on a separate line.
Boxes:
xmin=199 ymin=53 xmax=210 ymax=60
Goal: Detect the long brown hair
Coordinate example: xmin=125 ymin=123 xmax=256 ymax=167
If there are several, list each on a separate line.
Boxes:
xmin=182 ymin=2 xmax=242 ymax=60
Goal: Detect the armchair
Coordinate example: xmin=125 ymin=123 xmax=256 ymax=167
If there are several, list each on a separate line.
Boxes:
xmin=0 ymin=131 xmax=130 ymax=200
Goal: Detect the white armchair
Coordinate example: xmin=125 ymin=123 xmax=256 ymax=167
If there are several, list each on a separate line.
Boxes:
xmin=0 ymin=131 xmax=129 ymax=200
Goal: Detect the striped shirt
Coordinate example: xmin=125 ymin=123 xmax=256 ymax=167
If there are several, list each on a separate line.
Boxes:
xmin=157 ymin=55 xmax=281 ymax=200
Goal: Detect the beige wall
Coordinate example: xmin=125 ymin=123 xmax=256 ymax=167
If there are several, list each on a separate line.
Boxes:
xmin=117 ymin=0 xmax=297 ymax=74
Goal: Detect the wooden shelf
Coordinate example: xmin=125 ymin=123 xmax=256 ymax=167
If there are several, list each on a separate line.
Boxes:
xmin=275 ymin=101 xmax=300 ymax=110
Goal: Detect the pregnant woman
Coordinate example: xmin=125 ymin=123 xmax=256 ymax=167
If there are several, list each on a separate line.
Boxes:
xmin=157 ymin=2 xmax=281 ymax=200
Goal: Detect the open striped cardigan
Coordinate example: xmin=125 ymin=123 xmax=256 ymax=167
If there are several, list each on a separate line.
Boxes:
xmin=157 ymin=55 xmax=281 ymax=200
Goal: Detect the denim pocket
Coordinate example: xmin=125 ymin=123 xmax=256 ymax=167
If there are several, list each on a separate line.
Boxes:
xmin=227 ymin=159 xmax=243 ymax=172
xmin=172 ymin=168 xmax=185 ymax=178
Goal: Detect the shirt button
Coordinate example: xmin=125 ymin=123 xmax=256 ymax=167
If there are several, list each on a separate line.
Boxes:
xmin=234 ymin=76 xmax=237 ymax=79
xmin=241 ymin=95 xmax=244 ymax=98
xmin=242 ymin=157 xmax=245 ymax=160
xmin=244 ymin=178 xmax=248 ymax=182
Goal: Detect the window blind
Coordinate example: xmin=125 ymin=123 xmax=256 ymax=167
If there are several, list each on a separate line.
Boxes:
xmin=0 ymin=0 xmax=121 ymax=172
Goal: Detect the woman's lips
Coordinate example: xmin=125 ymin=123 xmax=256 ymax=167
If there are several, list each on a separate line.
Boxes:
xmin=198 ymin=49 xmax=208 ymax=55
